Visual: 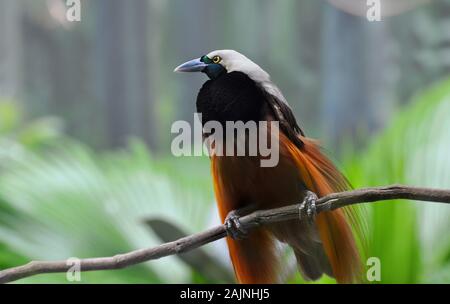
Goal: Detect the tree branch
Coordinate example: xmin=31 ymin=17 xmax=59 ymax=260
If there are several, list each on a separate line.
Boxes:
xmin=0 ymin=184 xmax=449 ymax=284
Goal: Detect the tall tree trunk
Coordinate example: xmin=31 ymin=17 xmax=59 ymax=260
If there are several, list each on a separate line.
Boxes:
xmin=321 ymin=4 xmax=392 ymax=152
xmin=95 ymin=0 xmax=129 ymax=147
xmin=124 ymin=0 xmax=157 ymax=150
xmin=94 ymin=0 xmax=156 ymax=149
xmin=0 ymin=0 xmax=22 ymax=101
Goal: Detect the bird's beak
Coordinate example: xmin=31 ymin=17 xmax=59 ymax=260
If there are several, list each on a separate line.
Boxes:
xmin=174 ymin=58 xmax=208 ymax=73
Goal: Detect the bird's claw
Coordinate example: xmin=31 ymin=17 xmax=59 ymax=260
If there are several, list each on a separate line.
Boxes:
xmin=225 ymin=210 xmax=248 ymax=240
xmin=299 ymin=191 xmax=317 ymax=224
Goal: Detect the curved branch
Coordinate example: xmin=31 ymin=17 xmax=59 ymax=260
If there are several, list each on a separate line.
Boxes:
xmin=0 ymin=185 xmax=449 ymax=284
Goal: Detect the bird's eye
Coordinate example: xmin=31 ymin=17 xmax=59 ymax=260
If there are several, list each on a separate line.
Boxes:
xmin=212 ymin=56 xmax=222 ymax=64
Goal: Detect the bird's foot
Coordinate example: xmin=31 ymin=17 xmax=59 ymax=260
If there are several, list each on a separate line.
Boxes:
xmin=225 ymin=210 xmax=249 ymax=240
xmin=299 ymin=191 xmax=318 ymax=224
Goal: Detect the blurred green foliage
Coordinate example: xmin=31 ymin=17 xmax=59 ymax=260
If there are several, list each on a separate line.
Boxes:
xmin=0 ymin=76 xmax=449 ymax=283
xmin=0 ymin=100 xmax=64 ymax=150
xmin=0 ymin=103 xmax=214 ymax=283
xmin=343 ymin=77 xmax=450 ymax=283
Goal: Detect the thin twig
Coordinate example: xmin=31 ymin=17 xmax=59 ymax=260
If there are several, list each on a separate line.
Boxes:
xmin=0 ymin=184 xmax=449 ymax=284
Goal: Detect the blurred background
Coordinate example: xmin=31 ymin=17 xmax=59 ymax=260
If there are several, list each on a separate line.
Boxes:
xmin=0 ymin=0 xmax=449 ymax=283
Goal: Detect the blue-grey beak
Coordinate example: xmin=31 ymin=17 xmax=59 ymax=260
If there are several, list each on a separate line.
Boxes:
xmin=174 ymin=58 xmax=208 ymax=73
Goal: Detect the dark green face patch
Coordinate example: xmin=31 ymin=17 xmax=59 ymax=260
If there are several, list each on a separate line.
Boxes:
xmin=200 ymin=55 xmax=213 ymax=64
xmin=199 ymin=54 xmax=226 ymax=79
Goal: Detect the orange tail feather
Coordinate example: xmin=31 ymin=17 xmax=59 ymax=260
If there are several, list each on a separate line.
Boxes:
xmin=211 ymin=156 xmax=279 ymax=283
xmin=226 ymin=230 xmax=279 ymax=283
xmin=285 ymin=136 xmax=362 ymax=283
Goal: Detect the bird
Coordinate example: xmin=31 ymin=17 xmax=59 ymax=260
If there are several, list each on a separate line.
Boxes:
xmin=174 ymin=50 xmax=363 ymax=284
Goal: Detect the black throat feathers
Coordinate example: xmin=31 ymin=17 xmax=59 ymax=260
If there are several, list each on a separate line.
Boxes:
xmin=196 ymin=71 xmax=266 ymax=126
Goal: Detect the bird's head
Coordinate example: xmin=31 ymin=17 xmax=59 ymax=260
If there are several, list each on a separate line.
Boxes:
xmin=174 ymin=50 xmax=270 ymax=82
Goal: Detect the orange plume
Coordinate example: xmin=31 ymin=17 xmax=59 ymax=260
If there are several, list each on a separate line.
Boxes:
xmin=284 ymin=135 xmax=363 ymax=283
xmin=211 ymin=133 xmax=363 ymax=283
